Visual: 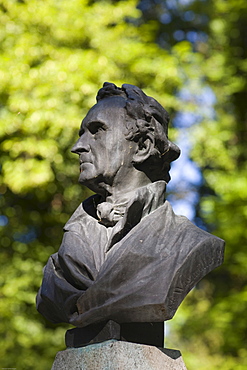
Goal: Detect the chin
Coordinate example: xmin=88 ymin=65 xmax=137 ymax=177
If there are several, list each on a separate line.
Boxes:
xmin=78 ymin=174 xmax=97 ymax=190
xmin=78 ymin=165 xmax=97 ymax=183
xmin=78 ymin=175 xmax=92 ymax=185
xmin=79 ymin=174 xmax=111 ymax=197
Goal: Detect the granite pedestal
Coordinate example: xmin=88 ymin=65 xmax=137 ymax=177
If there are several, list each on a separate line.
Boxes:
xmin=52 ymin=340 xmax=187 ymax=370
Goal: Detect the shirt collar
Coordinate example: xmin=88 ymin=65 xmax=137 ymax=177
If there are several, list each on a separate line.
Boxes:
xmin=94 ymin=181 xmax=167 ymax=251
xmin=95 ymin=181 xmax=166 ymax=226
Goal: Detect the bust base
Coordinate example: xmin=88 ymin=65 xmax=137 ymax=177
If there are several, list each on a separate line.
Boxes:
xmin=65 ymin=320 xmax=164 ymax=348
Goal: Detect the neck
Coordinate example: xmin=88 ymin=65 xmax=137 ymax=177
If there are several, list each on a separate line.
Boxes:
xmin=95 ymin=167 xmax=152 ymax=204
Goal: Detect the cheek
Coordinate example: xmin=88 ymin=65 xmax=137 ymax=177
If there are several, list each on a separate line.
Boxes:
xmin=100 ymin=141 xmax=122 ymax=155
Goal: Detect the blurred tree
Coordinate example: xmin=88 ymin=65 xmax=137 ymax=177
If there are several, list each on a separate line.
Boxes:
xmin=150 ymin=1 xmax=247 ymax=369
xmin=0 ymin=0 xmax=246 ymax=369
xmin=0 ymin=0 xmax=195 ymax=369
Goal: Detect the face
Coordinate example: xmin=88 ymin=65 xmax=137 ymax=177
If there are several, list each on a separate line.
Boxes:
xmin=71 ymin=97 xmax=137 ymax=193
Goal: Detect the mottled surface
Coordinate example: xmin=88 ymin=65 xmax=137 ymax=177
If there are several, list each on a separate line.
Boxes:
xmin=37 ymin=83 xmax=225 ymax=339
xmin=37 ymin=190 xmax=224 ymax=327
xmin=52 ymin=340 xmax=187 ymax=370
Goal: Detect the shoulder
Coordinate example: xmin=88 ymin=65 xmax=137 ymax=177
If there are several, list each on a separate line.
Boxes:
xmin=152 ymin=200 xmax=225 ymax=249
xmin=64 ymin=194 xmax=101 ymax=233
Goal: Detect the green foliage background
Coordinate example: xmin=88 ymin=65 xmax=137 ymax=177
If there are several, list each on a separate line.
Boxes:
xmin=0 ymin=0 xmax=246 ymax=369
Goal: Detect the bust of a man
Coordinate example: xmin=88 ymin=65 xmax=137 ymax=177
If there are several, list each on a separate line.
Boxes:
xmin=37 ymin=83 xmax=224 ymax=335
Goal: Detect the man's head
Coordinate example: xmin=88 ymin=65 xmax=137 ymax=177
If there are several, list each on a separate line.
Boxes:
xmin=71 ymin=82 xmax=180 ymax=193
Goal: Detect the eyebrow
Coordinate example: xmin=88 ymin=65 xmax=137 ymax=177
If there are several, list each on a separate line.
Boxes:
xmin=78 ymin=120 xmax=108 ymax=136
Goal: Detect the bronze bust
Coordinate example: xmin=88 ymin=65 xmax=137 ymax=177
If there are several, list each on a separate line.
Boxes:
xmin=37 ymin=83 xmax=224 ymax=345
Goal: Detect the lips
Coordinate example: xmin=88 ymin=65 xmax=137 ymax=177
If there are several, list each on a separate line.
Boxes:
xmin=79 ymin=157 xmax=91 ymax=165
xmin=80 ymin=161 xmax=91 ymax=165
xmin=79 ymin=161 xmax=90 ymax=173
xmin=79 ymin=159 xmax=92 ymax=172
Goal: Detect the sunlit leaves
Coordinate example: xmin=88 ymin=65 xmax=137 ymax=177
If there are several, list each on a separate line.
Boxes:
xmin=167 ymin=1 xmax=247 ymax=368
xmin=1 ymin=0 xmax=246 ymax=369
xmin=0 ymin=1 xmax=190 ymax=368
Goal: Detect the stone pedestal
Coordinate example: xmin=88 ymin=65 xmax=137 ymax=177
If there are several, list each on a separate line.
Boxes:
xmin=52 ymin=340 xmax=187 ymax=370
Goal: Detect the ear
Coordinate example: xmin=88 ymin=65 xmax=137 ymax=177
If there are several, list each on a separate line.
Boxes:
xmin=132 ymin=137 xmax=155 ymax=164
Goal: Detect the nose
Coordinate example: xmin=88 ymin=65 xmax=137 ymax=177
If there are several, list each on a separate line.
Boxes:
xmin=71 ymin=137 xmax=90 ymax=154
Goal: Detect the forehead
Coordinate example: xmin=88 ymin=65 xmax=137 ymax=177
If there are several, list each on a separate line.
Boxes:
xmin=82 ymin=97 xmax=127 ymax=127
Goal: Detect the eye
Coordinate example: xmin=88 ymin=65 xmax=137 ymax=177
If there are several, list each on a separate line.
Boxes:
xmin=88 ymin=121 xmax=106 ymax=135
xmin=79 ymin=128 xmax=84 ymax=137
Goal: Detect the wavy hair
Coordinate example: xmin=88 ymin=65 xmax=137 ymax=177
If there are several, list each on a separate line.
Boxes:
xmin=96 ymin=82 xmax=180 ymax=183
